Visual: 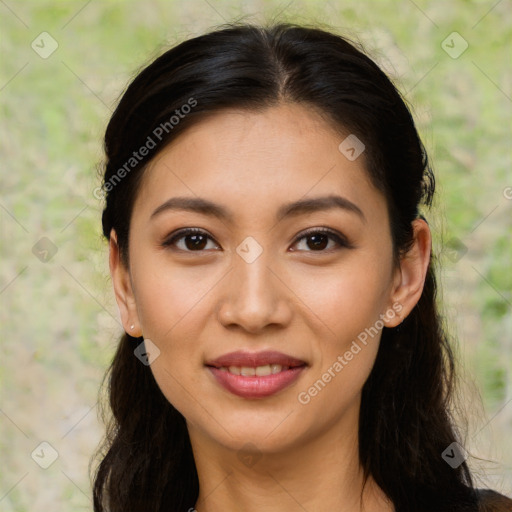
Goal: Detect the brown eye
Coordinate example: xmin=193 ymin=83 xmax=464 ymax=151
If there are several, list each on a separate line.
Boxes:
xmin=163 ymin=228 xmax=219 ymax=252
xmin=292 ymin=228 xmax=352 ymax=252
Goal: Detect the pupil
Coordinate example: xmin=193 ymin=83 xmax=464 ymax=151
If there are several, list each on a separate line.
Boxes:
xmin=308 ymin=234 xmax=328 ymax=250
xmin=186 ymin=234 xmax=207 ymax=250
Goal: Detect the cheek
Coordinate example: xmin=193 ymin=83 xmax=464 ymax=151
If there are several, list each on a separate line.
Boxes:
xmin=288 ymin=253 xmax=392 ymax=395
xmin=129 ymin=253 xmax=230 ymax=406
xmin=132 ymin=258 xmax=220 ymax=344
xmin=293 ymin=268 xmax=387 ymax=420
xmin=289 ymin=257 xmax=392 ymax=340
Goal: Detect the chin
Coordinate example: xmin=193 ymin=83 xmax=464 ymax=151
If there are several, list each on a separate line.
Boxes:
xmin=196 ymin=409 xmax=305 ymax=452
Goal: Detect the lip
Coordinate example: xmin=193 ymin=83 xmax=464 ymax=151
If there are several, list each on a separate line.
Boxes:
xmin=206 ymin=350 xmax=307 ymax=368
xmin=208 ymin=366 xmax=306 ymax=399
xmin=205 ymin=350 xmax=307 ymax=399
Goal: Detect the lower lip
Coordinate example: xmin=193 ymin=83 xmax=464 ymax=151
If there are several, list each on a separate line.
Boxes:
xmin=207 ymin=366 xmax=306 ymax=399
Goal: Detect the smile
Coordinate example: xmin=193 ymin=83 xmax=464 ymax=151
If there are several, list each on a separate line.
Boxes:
xmin=205 ymin=350 xmax=308 ymax=399
xmin=217 ymin=364 xmax=290 ymax=376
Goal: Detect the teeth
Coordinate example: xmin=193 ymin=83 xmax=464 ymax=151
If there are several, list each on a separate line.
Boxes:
xmin=255 ymin=365 xmax=271 ymax=376
xmin=218 ymin=364 xmax=288 ymax=376
xmin=271 ymin=364 xmax=284 ymax=374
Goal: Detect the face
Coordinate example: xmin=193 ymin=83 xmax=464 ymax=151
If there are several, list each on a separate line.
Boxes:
xmin=111 ymin=103 xmax=426 ymax=456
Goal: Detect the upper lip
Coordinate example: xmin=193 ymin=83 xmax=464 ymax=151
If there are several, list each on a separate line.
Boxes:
xmin=206 ymin=350 xmax=307 ymax=368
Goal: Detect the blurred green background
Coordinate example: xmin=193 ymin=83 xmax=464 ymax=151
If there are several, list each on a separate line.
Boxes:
xmin=1 ymin=0 xmax=511 ymax=510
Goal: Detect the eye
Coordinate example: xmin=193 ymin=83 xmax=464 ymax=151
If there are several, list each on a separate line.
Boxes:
xmin=162 ymin=228 xmax=219 ymax=252
xmin=162 ymin=227 xmax=352 ymax=253
xmin=291 ymin=227 xmax=352 ymax=252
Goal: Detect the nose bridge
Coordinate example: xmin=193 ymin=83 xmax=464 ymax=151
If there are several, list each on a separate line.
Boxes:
xmin=234 ymin=240 xmax=276 ymax=310
xmin=217 ymin=238 xmax=290 ymax=331
xmin=236 ymin=245 xmax=273 ymax=297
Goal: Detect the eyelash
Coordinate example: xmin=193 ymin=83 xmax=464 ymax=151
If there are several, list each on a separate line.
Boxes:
xmin=162 ymin=227 xmax=353 ymax=253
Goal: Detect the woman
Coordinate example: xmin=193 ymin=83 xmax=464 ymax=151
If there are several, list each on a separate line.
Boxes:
xmin=92 ymin=22 xmax=512 ymax=512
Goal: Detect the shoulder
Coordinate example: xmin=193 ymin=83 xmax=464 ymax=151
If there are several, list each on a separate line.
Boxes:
xmin=477 ymin=488 xmax=512 ymax=512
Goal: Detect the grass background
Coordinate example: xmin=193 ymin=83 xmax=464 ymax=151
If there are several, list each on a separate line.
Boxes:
xmin=1 ymin=0 xmax=511 ymax=510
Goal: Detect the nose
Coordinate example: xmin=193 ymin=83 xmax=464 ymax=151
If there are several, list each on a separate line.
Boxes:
xmin=216 ymin=248 xmax=293 ymax=334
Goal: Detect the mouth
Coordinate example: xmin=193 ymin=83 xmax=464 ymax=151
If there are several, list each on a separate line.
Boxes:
xmin=205 ymin=350 xmax=307 ymax=399
xmin=210 ymin=363 xmax=300 ymax=376
xmin=205 ymin=350 xmax=307 ymax=369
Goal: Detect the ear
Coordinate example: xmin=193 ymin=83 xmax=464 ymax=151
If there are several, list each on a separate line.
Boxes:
xmin=386 ymin=219 xmax=432 ymax=327
xmin=109 ymin=229 xmax=143 ymax=337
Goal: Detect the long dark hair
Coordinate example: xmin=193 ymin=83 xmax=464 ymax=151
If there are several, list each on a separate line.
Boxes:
xmin=92 ymin=22 xmax=478 ymax=512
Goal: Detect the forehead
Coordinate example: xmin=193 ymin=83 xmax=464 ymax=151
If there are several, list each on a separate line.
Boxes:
xmin=133 ymin=103 xmax=386 ymax=224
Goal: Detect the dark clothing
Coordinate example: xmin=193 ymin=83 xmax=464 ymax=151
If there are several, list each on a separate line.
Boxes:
xmin=477 ymin=489 xmax=512 ymax=511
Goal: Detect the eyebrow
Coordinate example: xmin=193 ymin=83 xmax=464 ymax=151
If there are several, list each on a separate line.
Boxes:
xmin=150 ymin=194 xmax=365 ymax=223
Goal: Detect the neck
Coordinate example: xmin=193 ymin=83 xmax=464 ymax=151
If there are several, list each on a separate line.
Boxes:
xmin=189 ymin=406 xmax=393 ymax=512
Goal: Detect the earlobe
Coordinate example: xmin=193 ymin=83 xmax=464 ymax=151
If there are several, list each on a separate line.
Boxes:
xmin=109 ymin=229 xmax=142 ymax=337
xmin=386 ymin=219 xmax=431 ymax=327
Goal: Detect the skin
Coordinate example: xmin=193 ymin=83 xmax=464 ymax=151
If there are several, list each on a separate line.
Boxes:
xmin=110 ymin=103 xmax=431 ymax=512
